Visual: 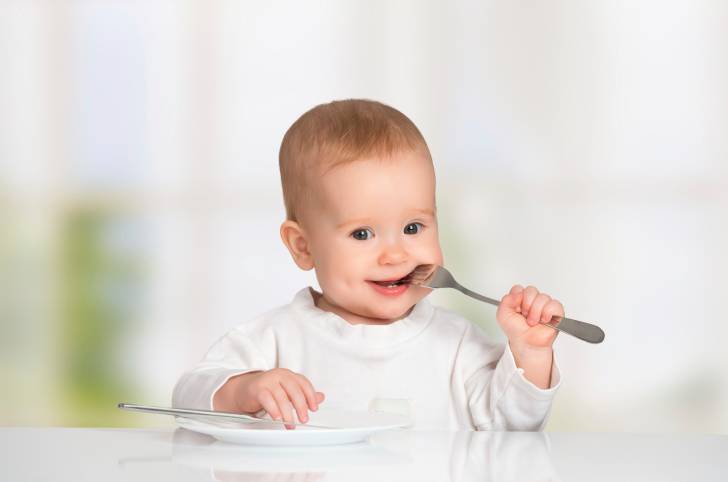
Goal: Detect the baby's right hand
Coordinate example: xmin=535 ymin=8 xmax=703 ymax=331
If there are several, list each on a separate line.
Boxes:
xmin=232 ymin=368 xmax=325 ymax=429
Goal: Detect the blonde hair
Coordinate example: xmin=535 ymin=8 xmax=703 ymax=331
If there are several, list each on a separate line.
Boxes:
xmin=278 ymin=99 xmax=432 ymax=223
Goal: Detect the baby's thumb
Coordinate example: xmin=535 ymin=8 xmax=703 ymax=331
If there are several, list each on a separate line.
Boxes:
xmin=498 ymin=291 xmax=524 ymax=316
xmin=315 ymin=392 xmax=325 ymax=404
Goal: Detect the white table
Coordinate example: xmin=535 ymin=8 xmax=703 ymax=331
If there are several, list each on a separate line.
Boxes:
xmin=2 ymin=427 xmax=727 ymax=481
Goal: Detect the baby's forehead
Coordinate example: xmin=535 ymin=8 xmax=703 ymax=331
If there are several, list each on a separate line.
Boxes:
xmin=316 ymin=151 xmax=434 ymax=181
xmin=301 ymin=156 xmax=436 ymax=223
xmin=317 ymin=158 xmax=433 ymax=192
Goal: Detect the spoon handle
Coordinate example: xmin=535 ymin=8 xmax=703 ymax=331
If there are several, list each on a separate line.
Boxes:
xmin=455 ymin=284 xmax=605 ymax=344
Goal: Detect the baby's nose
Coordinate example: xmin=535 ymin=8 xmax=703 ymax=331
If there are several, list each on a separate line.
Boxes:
xmin=378 ymin=242 xmax=408 ymax=265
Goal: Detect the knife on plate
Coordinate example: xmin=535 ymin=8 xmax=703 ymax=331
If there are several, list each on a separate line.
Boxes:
xmin=118 ymin=403 xmax=337 ymax=429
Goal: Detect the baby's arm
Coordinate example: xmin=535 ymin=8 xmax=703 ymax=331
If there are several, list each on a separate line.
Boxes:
xmin=462 ymin=327 xmax=561 ymax=431
xmin=172 ymin=323 xmax=326 ymax=430
xmin=213 ymin=369 xmax=325 ymax=429
xmin=459 ymin=285 xmax=563 ymax=430
xmin=496 ymin=285 xmax=563 ymax=389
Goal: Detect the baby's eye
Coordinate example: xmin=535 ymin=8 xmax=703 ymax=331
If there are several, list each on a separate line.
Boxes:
xmin=351 ymin=228 xmax=373 ymax=241
xmin=404 ymin=222 xmax=424 ymax=235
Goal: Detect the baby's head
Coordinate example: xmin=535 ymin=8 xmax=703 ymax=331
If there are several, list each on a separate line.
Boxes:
xmin=278 ymin=99 xmax=443 ymax=325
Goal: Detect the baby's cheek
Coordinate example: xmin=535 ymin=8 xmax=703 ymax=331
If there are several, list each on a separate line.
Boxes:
xmin=434 ymin=250 xmax=444 ymax=266
xmin=425 ymin=243 xmax=444 ymax=266
xmin=425 ymin=231 xmax=444 ymax=264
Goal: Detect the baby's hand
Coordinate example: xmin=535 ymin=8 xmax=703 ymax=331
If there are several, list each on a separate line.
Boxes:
xmin=496 ymin=285 xmax=564 ymax=350
xmin=227 ymin=368 xmax=325 ymax=430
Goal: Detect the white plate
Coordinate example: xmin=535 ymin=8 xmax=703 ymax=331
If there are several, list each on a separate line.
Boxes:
xmin=171 ymin=432 xmax=411 ymax=472
xmin=175 ymin=408 xmax=411 ymax=446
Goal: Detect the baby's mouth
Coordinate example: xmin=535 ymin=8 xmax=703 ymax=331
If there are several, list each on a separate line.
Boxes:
xmin=369 ymin=268 xmax=417 ymax=288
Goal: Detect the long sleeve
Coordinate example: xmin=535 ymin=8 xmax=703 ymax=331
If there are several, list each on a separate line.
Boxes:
xmin=170 ymin=288 xmax=563 ymax=430
xmin=461 ymin=323 xmax=561 ymax=431
xmin=172 ymin=326 xmax=273 ymax=410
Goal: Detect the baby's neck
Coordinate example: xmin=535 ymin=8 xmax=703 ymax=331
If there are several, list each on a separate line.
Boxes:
xmin=311 ymin=288 xmax=413 ymax=325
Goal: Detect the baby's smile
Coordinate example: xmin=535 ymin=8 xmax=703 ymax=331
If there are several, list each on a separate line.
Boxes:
xmin=366 ymin=267 xmax=418 ymax=296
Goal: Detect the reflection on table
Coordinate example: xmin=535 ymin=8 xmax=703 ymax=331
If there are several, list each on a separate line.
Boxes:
xmin=3 ymin=427 xmax=727 ymax=482
xmin=168 ymin=428 xmax=556 ymax=482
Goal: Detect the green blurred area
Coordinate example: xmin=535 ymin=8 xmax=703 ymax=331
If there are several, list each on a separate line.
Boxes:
xmin=0 ymin=204 xmax=150 ymax=427
xmin=58 ymin=208 xmax=146 ymax=426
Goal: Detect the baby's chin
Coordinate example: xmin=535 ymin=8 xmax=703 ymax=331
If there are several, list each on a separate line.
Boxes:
xmin=356 ymin=303 xmax=417 ymax=324
xmin=358 ymin=287 xmax=430 ymax=322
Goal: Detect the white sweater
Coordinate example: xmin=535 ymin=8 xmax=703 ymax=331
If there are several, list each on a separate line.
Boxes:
xmin=173 ymin=287 xmax=561 ymax=430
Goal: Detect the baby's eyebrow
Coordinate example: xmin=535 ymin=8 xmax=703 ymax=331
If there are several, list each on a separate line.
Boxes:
xmin=336 ymin=208 xmax=435 ymax=229
xmin=410 ymin=208 xmax=436 ymax=219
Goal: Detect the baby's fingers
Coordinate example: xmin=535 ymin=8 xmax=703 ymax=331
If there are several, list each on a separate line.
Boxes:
xmin=257 ymin=389 xmax=284 ymax=422
xmin=281 ymin=378 xmax=311 ymax=424
xmin=500 ymin=285 xmax=525 ymax=314
xmin=295 ymin=374 xmax=321 ymax=412
xmin=526 ymin=293 xmax=551 ymax=326
xmin=509 ymin=284 xmax=525 ymax=295
xmin=270 ymin=385 xmax=296 ymax=429
xmin=520 ymin=285 xmax=540 ymax=317
xmin=541 ymin=299 xmax=565 ymax=324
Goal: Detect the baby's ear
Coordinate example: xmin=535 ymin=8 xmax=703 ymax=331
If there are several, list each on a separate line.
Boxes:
xmin=279 ymin=220 xmax=314 ymax=271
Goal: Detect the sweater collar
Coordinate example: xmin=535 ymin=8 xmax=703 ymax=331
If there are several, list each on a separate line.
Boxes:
xmin=289 ymin=286 xmax=435 ymax=345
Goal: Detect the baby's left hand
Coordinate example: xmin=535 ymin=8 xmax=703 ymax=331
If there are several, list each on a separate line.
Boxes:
xmin=496 ymin=285 xmax=564 ymax=349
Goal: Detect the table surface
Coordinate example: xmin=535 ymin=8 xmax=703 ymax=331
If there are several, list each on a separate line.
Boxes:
xmin=2 ymin=427 xmax=727 ymax=482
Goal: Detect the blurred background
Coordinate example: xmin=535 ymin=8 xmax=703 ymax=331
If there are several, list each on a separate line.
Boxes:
xmin=1 ymin=0 xmax=726 ymax=433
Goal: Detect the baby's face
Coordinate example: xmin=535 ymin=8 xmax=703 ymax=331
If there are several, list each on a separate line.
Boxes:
xmin=301 ymin=149 xmax=443 ymax=324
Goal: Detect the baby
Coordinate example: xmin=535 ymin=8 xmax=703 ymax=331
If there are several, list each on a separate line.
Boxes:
xmin=173 ymin=99 xmax=564 ymax=430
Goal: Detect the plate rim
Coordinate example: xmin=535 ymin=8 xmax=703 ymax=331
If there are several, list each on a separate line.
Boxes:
xmin=175 ymin=416 xmax=408 ymax=434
